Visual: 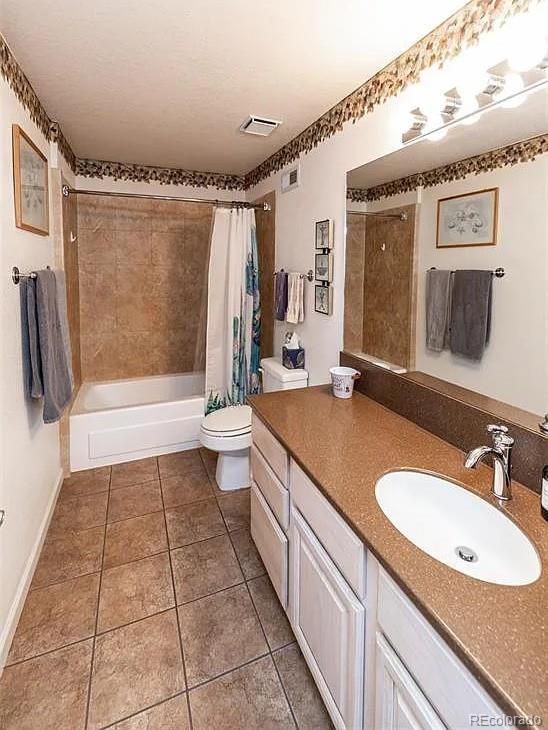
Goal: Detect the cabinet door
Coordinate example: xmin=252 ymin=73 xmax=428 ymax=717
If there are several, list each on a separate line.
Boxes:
xmin=375 ymin=633 xmax=445 ymax=730
xmin=290 ymin=506 xmax=364 ymax=730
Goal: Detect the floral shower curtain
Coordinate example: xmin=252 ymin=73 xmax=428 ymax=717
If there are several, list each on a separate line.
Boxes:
xmin=205 ymin=207 xmax=261 ymax=413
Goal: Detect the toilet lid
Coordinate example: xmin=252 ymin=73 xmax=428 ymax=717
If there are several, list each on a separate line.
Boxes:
xmin=202 ymin=405 xmax=252 ymax=435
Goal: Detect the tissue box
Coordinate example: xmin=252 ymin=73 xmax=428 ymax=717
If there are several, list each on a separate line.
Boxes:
xmin=282 ymin=346 xmax=305 ymax=369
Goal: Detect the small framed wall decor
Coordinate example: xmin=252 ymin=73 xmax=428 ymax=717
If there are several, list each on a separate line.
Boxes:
xmin=315 ymin=252 xmax=333 ymax=282
xmin=314 ymin=284 xmax=332 ymax=315
xmin=315 ymin=219 xmax=334 ymax=250
xmin=436 ymin=187 xmax=498 ymax=248
xmin=12 ymin=125 xmax=49 ymax=236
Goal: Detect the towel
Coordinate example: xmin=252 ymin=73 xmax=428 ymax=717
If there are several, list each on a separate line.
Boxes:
xmin=425 ymin=269 xmax=452 ymax=352
xmin=449 ymin=270 xmax=492 ymax=361
xmin=54 ymin=269 xmax=75 ymax=390
xmin=286 ymin=273 xmax=304 ymax=324
xmin=35 ymin=269 xmax=74 ymax=423
xmin=20 ymin=278 xmax=43 ymax=399
xmin=274 ymin=270 xmax=288 ymax=321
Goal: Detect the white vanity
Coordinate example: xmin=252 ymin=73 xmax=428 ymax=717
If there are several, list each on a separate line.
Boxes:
xmin=250 ymin=411 xmax=508 ymax=730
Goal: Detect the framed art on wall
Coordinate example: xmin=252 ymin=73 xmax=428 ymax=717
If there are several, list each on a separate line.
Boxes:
xmin=314 ymin=284 xmax=332 ymax=315
xmin=315 ymin=252 xmax=333 ymax=282
xmin=436 ymin=187 xmax=498 ymax=248
xmin=12 ymin=124 xmax=49 ymax=236
xmin=315 ymin=219 xmax=334 ymax=249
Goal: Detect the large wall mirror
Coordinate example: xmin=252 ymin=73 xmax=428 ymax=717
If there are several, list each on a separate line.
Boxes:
xmin=344 ymin=83 xmax=547 ymax=424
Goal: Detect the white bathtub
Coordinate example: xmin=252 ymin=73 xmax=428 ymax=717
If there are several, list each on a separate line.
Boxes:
xmin=70 ymin=372 xmax=205 ymax=471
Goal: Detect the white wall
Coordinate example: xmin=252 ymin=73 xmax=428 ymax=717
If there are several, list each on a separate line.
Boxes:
xmin=0 ymin=76 xmax=63 ymax=667
xmin=246 ymin=65 xmax=547 ymax=414
xmin=246 ymin=88 xmax=425 ymax=385
xmin=367 ymin=157 xmax=548 ymax=414
xmin=418 ymin=160 xmax=548 ymax=414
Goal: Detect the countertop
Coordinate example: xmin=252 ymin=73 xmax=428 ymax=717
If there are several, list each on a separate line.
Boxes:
xmin=248 ymin=386 xmax=547 ymax=721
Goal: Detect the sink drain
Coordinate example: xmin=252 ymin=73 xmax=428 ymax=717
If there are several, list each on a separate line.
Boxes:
xmin=455 ymin=546 xmax=478 ymax=563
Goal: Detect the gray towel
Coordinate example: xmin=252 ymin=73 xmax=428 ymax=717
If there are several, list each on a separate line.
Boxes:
xmin=54 ymin=269 xmax=74 ymax=390
xmin=274 ymin=270 xmax=288 ymax=321
xmin=449 ymin=270 xmax=492 ymax=361
xmin=22 ymin=278 xmax=44 ymax=398
xmin=425 ymin=269 xmax=452 ymax=352
xmin=35 ymin=269 xmax=73 ymax=423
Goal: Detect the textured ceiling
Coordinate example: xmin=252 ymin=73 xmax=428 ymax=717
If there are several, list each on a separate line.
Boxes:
xmin=1 ymin=0 xmax=465 ymax=174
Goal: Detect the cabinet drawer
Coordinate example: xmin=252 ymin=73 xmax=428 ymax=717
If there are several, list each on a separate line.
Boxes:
xmin=252 ymin=414 xmax=288 ymax=486
xmin=290 ymin=507 xmax=364 ymax=730
xmin=251 ymin=445 xmax=289 ymax=531
xmin=250 ymin=483 xmax=288 ymax=608
xmin=377 ymin=569 xmax=504 ymax=729
xmin=290 ymin=459 xmax=366 ymax=599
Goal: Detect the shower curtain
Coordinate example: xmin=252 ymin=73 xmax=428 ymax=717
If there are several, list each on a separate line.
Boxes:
xmin=205 ymin=207 xmax=261 ymax=413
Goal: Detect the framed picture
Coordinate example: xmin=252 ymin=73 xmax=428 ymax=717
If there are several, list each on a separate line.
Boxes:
xmin=315 ymin=252 xmax=333 ymax=282
xmin=314 ymin=284 xmax=332 ymax=315
xmin=315 ymin=219 xmax=334 ymax=250
xmin=436 ymin=188 xmax=498 ymax=248
xmin=12 ymin=124 xmax=49 ymax=236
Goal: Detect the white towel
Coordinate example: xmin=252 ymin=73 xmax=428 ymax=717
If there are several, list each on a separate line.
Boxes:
xmin=286 ymin=273 xmax=304 ymax=324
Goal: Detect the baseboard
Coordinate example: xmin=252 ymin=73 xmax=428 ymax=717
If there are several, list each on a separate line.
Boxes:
xmin=0 ymin=467 xmax=64 ymax=673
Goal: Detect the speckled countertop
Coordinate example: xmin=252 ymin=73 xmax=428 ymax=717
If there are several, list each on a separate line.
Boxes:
xmin=248 ymin=386 xmax=547 ymax=721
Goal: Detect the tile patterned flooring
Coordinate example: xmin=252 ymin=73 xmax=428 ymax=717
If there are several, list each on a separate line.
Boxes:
xmin=0 ymin=448 xmax=333 ymax=730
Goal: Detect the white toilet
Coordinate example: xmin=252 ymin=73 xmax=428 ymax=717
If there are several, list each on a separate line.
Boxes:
xmin=199 ymin=357 xmax=309 ymax=491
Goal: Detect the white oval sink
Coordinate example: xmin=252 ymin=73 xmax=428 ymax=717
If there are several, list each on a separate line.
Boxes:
xmin=375 ymin=470 xmax=541 ymax=586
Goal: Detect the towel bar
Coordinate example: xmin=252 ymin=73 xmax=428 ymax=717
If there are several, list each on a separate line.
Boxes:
xmin=12 ymin=266 xmax=51 ymax=285
xmin=428 ymin=266 xmax=505 ymax=278
xmin=275 ymin=268 xmax=314 ymax=282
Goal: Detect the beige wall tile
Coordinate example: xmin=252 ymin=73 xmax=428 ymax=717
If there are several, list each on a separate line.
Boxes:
xmin=78 ymin=198 xmax=210 ymax=381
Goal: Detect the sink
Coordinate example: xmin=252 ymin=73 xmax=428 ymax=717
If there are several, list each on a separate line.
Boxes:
xmin=375 ymin=470 xmax=541 ymax=586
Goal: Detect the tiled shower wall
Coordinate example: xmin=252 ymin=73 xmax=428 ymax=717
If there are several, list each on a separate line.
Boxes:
xmin=77 ymin=196 xmax=212 ymax=381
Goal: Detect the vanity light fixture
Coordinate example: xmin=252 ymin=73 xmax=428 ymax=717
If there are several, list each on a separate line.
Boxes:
xmin=401 ymin=5 xmax=548 ymax=145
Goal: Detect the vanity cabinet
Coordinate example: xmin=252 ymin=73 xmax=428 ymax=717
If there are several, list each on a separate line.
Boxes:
xmin=250 ymin=413 xmax=505 ymax=730
xmin=375 ymin=633 xmax=445 ymax=730
xmin=290 ymin=506 xmax=365 ymax=730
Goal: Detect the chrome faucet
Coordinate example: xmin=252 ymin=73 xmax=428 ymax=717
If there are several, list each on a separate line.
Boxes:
xmin=464 ymin=424 xmax=514 ymax=501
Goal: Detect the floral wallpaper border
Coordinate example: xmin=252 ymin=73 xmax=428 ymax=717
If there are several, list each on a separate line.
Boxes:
xmin=244 ymin=0 xmax=537 ymax=189
xmin=346 ymin=134 xmax=548 ymax=202
xmin=75 ymin=158 xmax=245 ymax=191
xmin=1 ymin=0 xmax=538 ymax=189
xmin=0 ymin=35 xmax=52 ymax=148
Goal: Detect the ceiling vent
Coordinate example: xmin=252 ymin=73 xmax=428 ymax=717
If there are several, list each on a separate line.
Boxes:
xmin=239 ymin=115 xmax=282 ymax=136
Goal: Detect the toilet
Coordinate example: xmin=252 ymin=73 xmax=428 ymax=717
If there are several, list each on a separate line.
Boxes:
xmin=200 ymin=357 xmax=309 ymax=491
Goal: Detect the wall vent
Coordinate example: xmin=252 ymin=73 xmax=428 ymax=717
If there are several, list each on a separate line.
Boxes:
xmin=281 ymin=165 xmax=300 ymax=193
xmin=239 ymin=115 xmax=282 ymax=136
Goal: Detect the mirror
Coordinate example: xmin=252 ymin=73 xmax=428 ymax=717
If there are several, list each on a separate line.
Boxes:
xmin=344 ymin=84 xmax=547 ymax=420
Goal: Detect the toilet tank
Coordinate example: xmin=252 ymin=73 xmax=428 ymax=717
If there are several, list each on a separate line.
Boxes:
xmin=260 ymin=357 xmax=309 ymax=392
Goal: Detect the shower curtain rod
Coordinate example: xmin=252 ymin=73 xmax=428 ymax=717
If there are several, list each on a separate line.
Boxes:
xmin=61 ymin=185 xmax=271 ymax=211
xmin=347 ymin=210 xmax=407 ymax=221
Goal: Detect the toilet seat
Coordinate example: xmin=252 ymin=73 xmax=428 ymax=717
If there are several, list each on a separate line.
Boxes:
xmin=201 ymin=405 xmax=252 ymax=438
xmin=200 ymin=405 xmax=252 ymax=455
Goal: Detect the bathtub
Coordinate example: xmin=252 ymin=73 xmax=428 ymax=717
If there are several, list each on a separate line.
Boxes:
xmin=70 ymin=372 xmax=205 ymax=471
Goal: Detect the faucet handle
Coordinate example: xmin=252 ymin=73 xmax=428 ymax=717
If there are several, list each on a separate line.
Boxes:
xmin=487 ymin=424 xmax=514 ymax=446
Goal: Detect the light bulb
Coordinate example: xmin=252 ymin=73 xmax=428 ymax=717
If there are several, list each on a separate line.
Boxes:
xmin=508 ymin=37 xmax=547 ymax=71
xmin=453 ymin=47 xmax=491 ymax=96
xmin=506 ymin=13 xmax=547 ymax=71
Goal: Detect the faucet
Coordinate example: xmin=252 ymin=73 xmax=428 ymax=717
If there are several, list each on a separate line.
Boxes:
xmin=464 ymin=424 xmax=514 ymax=501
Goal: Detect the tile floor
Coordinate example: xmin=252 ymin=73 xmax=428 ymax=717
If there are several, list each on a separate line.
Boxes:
xmin=0 ymin=448 xmax=333 ymax=730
